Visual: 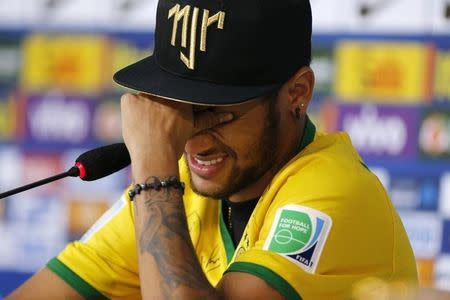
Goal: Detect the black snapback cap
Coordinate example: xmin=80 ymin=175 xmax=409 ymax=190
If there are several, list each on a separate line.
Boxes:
xmin=113 ymin=0 xmax=312 ymax=105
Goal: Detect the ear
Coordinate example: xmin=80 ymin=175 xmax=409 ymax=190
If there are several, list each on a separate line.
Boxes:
xmin=285 ymin=66 xmax=315 ymax=115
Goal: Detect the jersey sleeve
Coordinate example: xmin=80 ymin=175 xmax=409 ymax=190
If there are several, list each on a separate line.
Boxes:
xmin=227 ymin=155 xmax=414 ymax=299
xmin=47 ymin=189 xmax=141 ymax=299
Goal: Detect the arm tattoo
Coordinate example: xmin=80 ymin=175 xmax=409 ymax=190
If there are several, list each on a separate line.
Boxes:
xmin=136 ymin=184 xmax=216 ymax=299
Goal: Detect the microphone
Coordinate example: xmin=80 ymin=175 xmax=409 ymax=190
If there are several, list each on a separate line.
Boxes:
xmin=0 ymin=143 xmax=130 ymax=199
xmin=75 ymin=143 xmax=130 ymax=181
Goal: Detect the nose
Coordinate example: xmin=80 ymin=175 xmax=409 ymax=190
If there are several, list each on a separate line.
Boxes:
xmin=185 ymin=132 xmax=217 ymax=155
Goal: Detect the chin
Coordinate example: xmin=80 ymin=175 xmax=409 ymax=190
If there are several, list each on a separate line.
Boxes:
xmin=190 ymin=176 xmax=230 ymax=199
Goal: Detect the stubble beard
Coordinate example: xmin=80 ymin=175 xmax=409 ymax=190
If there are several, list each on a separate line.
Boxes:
xmin=188 ymin=100 xmax=280 ymax=200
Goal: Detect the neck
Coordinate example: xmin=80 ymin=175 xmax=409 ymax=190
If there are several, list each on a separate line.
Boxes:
xmin=228 ymin=170 xmax=275 ymax=202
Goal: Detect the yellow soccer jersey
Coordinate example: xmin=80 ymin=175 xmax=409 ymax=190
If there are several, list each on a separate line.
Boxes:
xmin=47 ymin=118 xmax=417 ymax=299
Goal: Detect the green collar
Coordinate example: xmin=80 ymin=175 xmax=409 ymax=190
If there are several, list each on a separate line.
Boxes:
xmin=297 ymin=114 xmax=316 ymax=153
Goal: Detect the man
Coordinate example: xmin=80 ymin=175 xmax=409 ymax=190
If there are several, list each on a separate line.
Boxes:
xmin=7 ymin=0 xmax=418 ymax=299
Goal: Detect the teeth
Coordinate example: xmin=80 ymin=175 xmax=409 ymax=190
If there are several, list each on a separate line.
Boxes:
xmin=194 ymin=157 xmax=223 ymax=166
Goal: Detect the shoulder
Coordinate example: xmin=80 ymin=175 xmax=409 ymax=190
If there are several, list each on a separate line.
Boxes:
xmin=51 ymin=188 xmax=140 ymax=298
xmin=255 ymin=131 xmax=397 ymax=270
xmin=270 ymin=130 xmax=387 ymax=208
xmin=79 ymin=188 xmax=133 ymax=243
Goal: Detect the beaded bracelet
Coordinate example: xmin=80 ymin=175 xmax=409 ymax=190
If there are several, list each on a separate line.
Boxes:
xmin=128 ymin=176 xmax=185 ymax=200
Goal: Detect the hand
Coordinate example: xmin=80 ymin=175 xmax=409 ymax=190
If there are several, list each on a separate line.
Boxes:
xmin=120 ymin=93 xmax=233 ymax=179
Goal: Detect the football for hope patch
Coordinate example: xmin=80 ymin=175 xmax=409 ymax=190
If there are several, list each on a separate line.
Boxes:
xmin=263 ymin=205 xmax=332 ymax=273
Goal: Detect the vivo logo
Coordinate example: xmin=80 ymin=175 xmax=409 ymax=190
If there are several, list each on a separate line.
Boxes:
xmin=342 ymin=105 xmax=408 ymax=156
xmin=28 ymin=95 xmax=91 ymax=143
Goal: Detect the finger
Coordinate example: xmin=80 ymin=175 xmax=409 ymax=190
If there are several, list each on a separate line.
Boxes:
xmin=137 ymin=92 xmax=157 ymax=102
xmin=194 ymin=110 xmax=234 ymax=132
xmin=120 ymin=93 xmax=138 ymax=119
xmin=121 ymin=93 xmax=138 ymax=106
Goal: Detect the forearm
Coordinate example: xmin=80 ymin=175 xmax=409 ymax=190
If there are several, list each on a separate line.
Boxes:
xmin=120 ymin=92 xmax=231 ymax=299
xmin=133 ymin=175 xmax=219 ymax=300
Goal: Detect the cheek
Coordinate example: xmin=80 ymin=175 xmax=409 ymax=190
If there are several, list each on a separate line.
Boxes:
xmin=214 ymin=103 xmax=270 ymax=156
xmin=219 ymin=122 xmax=265 ymax=157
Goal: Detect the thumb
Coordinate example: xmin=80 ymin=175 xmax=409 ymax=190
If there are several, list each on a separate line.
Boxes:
xmin=194 ymin=111 xmax=234 ymax=133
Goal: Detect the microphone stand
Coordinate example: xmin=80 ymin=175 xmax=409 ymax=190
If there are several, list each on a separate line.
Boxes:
xmin=0 ymin=166 xmax=80 ymax=199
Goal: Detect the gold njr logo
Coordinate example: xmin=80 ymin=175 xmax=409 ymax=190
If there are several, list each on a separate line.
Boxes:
xmin=168 ymin=4 xmax=225 ymax=70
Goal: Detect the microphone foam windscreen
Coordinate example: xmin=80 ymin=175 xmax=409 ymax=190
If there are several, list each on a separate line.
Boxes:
xmin=75 ymin=143 xmax=131 ymax=181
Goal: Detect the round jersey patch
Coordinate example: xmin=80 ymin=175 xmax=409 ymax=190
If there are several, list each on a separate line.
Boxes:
xmin=263 ymin=205 xmax=332 ymax=273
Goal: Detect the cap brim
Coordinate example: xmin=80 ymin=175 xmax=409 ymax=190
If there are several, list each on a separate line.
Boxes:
xmin=113 ymin=56 xmax=282 ymax=106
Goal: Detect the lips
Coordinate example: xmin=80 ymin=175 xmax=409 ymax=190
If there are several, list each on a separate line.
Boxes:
xmin=187 ymin=154 xmax=228 ymax=178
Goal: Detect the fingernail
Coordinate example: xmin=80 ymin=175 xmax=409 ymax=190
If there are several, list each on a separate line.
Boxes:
xmin=220 ymin=113 xmax=234 ymax=123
